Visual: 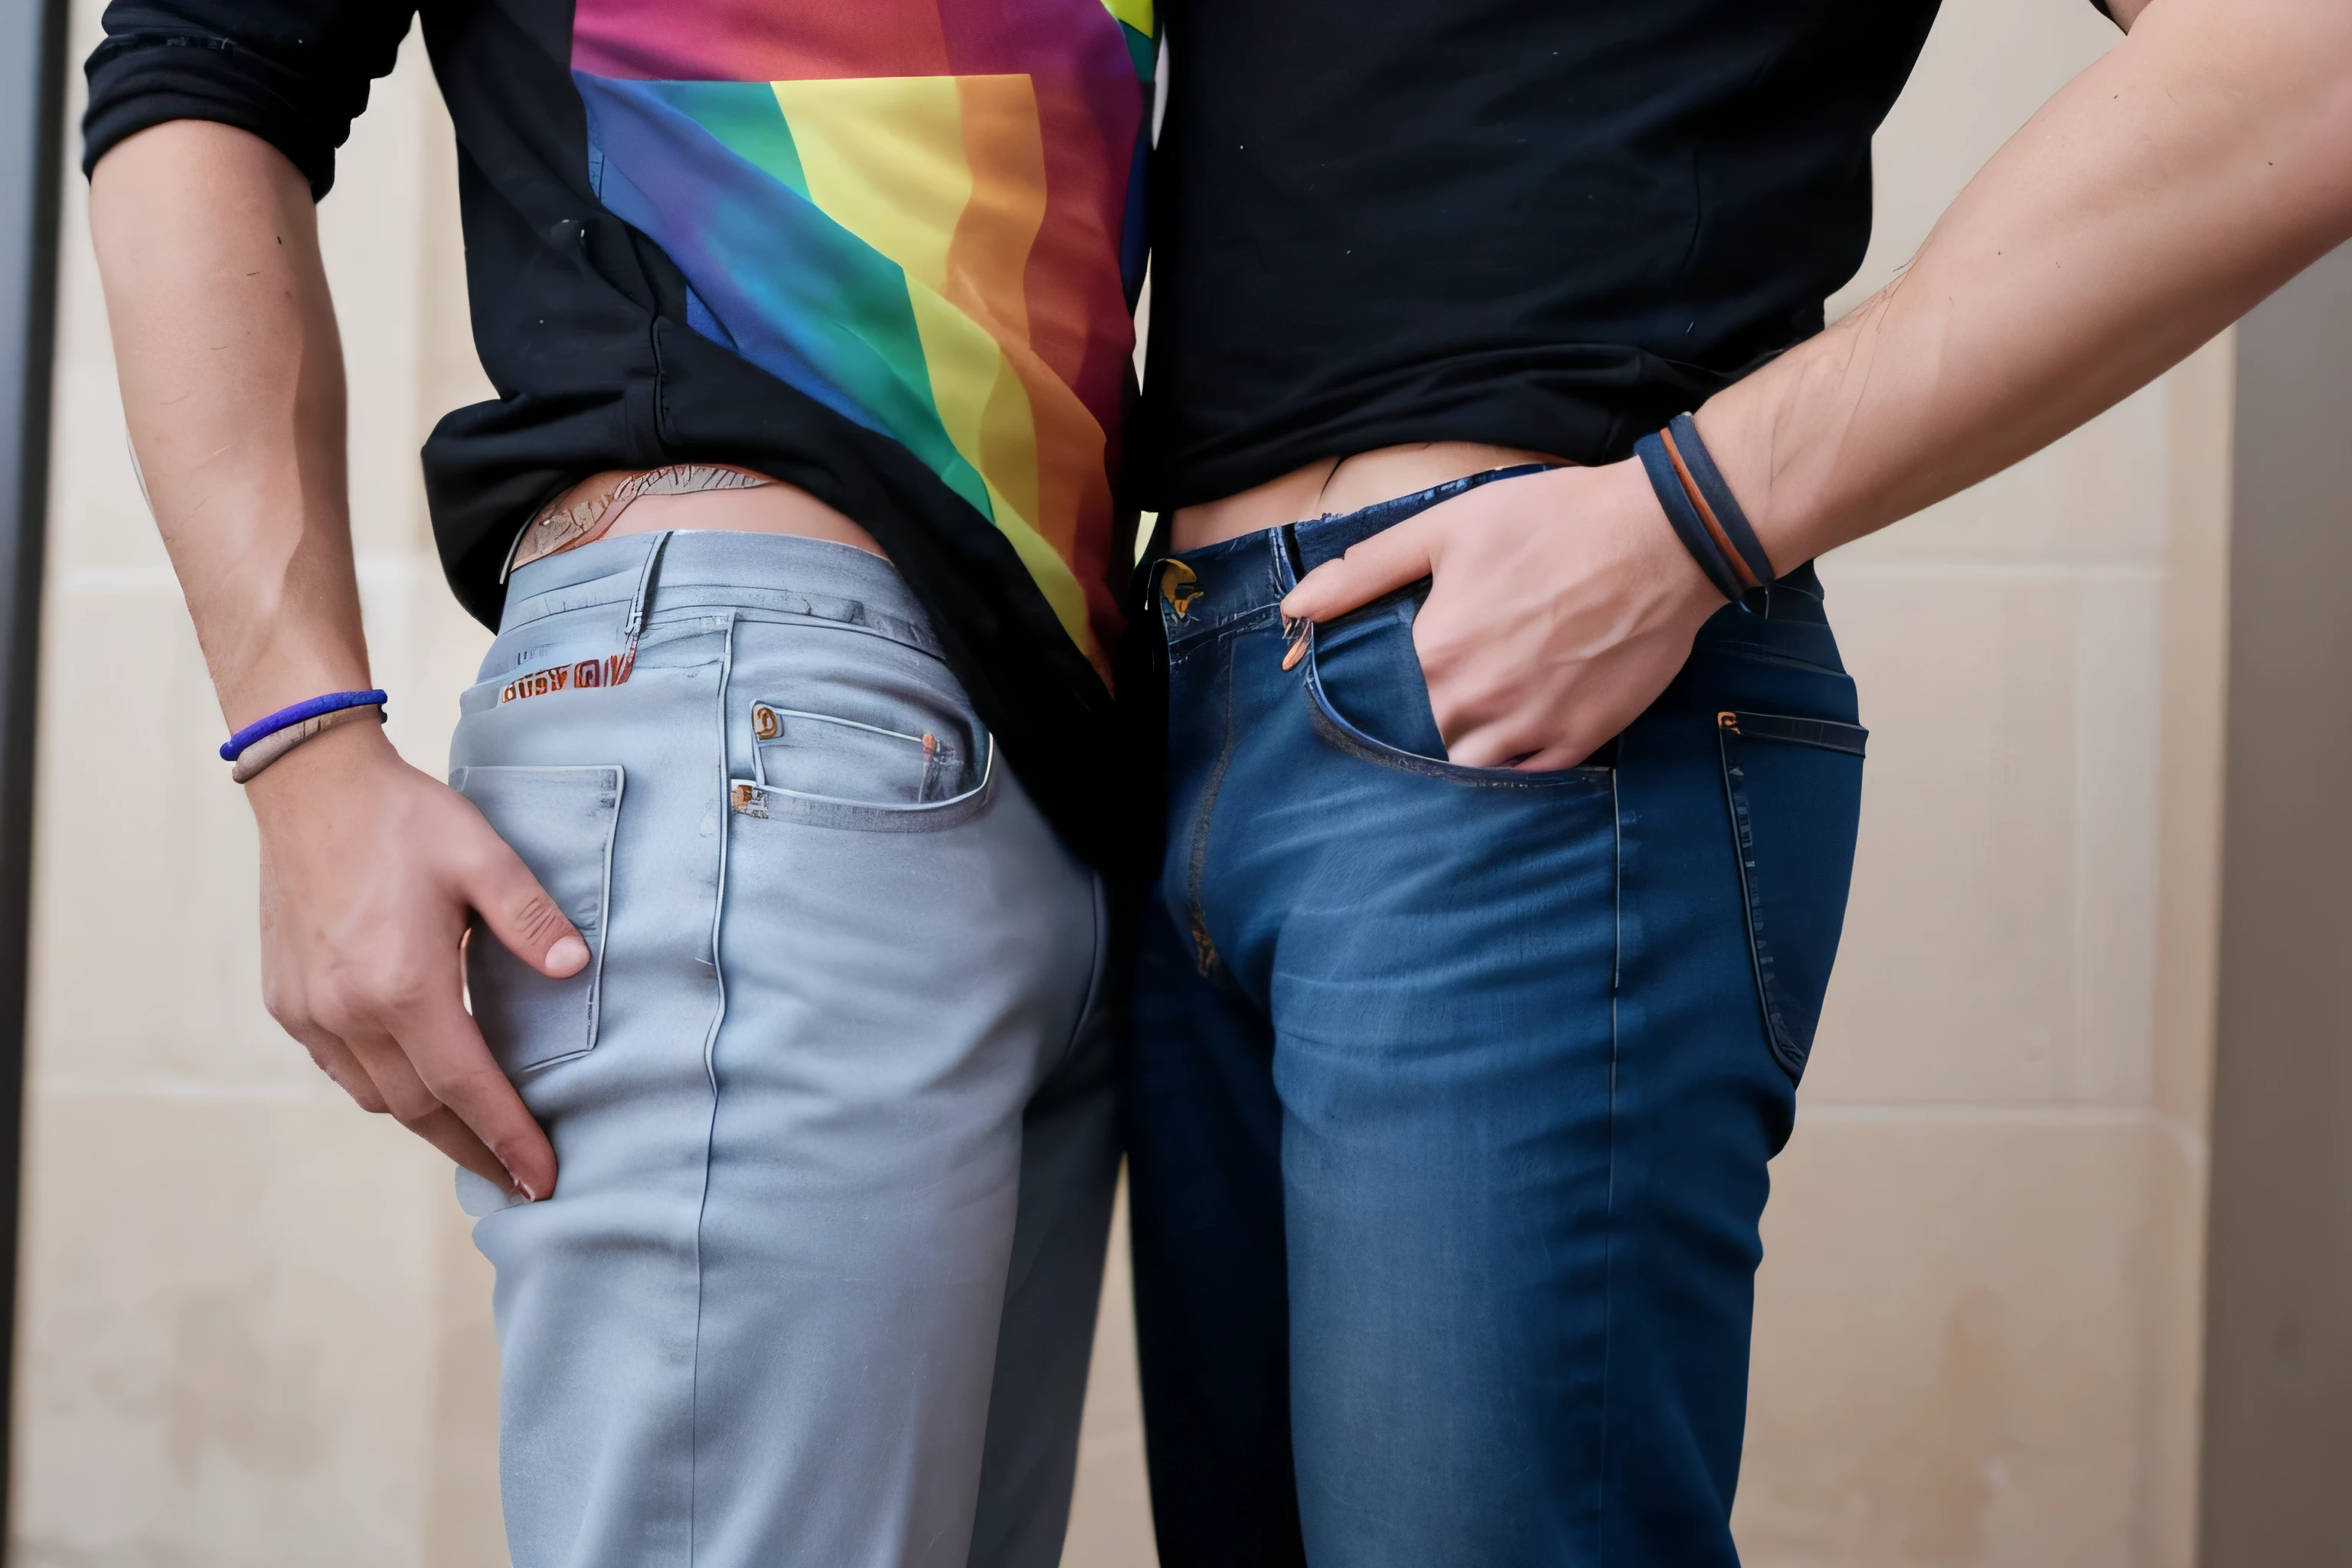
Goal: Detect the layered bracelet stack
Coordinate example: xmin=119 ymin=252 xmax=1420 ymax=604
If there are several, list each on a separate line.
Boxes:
xmin=220 ymin=690 xmax=387 ymax=783
xmin=1633 ymin=413 xmax=1776 ymax=603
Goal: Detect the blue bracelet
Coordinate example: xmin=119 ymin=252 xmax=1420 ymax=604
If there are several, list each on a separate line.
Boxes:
xmin=220 ymin=690 xmax=389 ymax=763
xmin=1664 ymin=414 xmax=1777 ymax=590
xmin=1634 ymin=432 xmax=1745 ymax=602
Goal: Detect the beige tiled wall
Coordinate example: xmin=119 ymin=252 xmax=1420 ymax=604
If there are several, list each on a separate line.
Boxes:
xmin=1734 ymin=0 xmax=2230 ymax=1563
xmin=11 ymin=15 xmax=506 ymax=1565
xmin=10 ymin=0 xmax=2230 ymax=1564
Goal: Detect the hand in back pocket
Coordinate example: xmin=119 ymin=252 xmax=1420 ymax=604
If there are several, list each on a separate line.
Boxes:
xmin=452 ymin=764 xmax=624 ymax=1077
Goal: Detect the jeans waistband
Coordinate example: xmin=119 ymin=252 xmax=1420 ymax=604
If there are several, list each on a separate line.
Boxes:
xmin=1291 ymin=465 xmax=1553 ymax=573
xmin=498 ymin=530 xmax=943 ymax=659
xmin=1155 ymin=463 xmax=1826 ymax=649
xmin=1157 ymin=467 xmax=1548 ymax=647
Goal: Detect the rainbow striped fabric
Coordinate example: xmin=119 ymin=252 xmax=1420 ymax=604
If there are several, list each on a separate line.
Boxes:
xmin=573 ymin=0 xmax=1156 ymax=676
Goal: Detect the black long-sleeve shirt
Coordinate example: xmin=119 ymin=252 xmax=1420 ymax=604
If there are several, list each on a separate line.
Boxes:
xmin=84 ymin=0 xmax=1156 ymax=865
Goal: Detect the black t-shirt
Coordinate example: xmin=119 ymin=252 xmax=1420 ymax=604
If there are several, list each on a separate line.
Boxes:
xmin=1136 ymin=0 xmax=1946 ymax=508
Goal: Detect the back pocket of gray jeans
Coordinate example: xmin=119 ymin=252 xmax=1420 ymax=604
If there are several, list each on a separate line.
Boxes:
xmin=1716 ymin=711 xmax=1866 ymax=1083
xmin=451 ymin=765 xmax=624 ymax=1076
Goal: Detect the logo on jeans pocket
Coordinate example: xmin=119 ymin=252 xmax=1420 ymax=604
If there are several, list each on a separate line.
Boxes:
xmin=1161 ymin=560 xmax=1204 ymax=620
xmin=499 ymin=649 xmax=636 ymax=705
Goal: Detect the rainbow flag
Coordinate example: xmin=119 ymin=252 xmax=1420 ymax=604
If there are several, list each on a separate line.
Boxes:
xmin=572 ymin=0 xmax=1155 ymax=675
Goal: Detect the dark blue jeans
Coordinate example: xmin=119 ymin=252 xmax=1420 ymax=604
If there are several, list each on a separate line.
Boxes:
xmin=1122 ymin=469 xmax=1867 ymax=1566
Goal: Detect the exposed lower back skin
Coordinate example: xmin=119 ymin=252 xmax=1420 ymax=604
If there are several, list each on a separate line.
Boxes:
xmin=603 ymin=476 xmax=887 ymax=557
xmin=1171 ymin=441 xmax=1566 ymax=551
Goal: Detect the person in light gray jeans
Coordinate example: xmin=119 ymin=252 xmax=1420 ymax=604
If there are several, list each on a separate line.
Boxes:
xmin=449 ymin=529 xmax=1116 ymax=1566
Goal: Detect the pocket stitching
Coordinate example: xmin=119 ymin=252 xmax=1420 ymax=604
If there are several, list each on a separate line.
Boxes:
xmin=1717 ymin=709 xmax=1864 ymax=1083
xmin=748 ymin=701 xmax=962 ymax=799
xmin=1057 ymin=874 xmax=1113 ymax=1073
xmin=452 ymin=763 xmax=625 ymax=1075
xmin=729 ymin=734 xmax=998 ymax=833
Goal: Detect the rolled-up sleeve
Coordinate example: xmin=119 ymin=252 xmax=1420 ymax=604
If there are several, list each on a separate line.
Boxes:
xmin=82 ymin=1 xmax=419 ymax=199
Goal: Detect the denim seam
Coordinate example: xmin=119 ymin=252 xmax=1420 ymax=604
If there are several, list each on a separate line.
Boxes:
xmin=589 ymin=769 xmax=623 ymax=1056
xmin=1724 ymin=709 xmax=1868 ymax=757
xmin=686 ymin=609 xmax=740 ymax=1564
xmin=1057 ymin=873 xmax=1113 ymax=1074
xmin=1718 ymin=723 xmax=1789 ymax=1080
xmin=1164 ymin=601 xmax=1278 ymax=656
xmin=1700 ymin=641 xmax=1845 ymax=677
xmin=507 ymin=596 xmax=941 ymax=655
xmin=1599 ymin=766 xmax=1624 ymax=1557
xmin=1286 ymin=463 xmax=1552 ymax=576
xmin=658 ymin=599 xmax=940 ymax=657
xmin=1181 ymin=639 xmax=1240 ymax=979
xmin=726 ymin=742 xmax=999 ymax=834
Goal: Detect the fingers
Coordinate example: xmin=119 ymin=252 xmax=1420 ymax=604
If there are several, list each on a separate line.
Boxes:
xmin=253 ymin=763 xmax=568 ymax=1201
xmin=1444 ymin=717 xmax=1578 ymax=772
xmin=1446 ymin=721 xmax=1600 ymax=773
xmin=1513 ymin=743 xmax=1600 ymax=773
xmin=336 ymin=1011 xmax=545 ymax=1194
xmin=462 ymin=834 xmax=590 ymax=979
xmin=390 ymin=995 xmax=560 ymax=1202
xmin=1279 ymin=514 xmax=1439 ymax=623
xmin=281 ymin=1015 xmax=390 ymax=1112
xmin=403 ymin=1102 xmax=528 ymax=1194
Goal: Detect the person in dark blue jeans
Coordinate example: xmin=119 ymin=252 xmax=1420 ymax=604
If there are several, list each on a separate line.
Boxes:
xmin=1125 ymin=0 xmax=2352 ymax=1556
xmin=1125 ymin=467 xmax=1864 ymax=1563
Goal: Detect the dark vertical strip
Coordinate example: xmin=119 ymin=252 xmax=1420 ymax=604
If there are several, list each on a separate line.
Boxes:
xmin=0 ymin=0 xmax=68 ymax=1530
xmin=2200 ymin=240 xmax=2352 ymax=1566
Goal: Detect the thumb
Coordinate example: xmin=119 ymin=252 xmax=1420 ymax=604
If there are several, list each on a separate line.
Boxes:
xmin=1280 ymin=515 xmax=1439 ymax=623
xmin=466 ymin=838 xmax=590 ymax=978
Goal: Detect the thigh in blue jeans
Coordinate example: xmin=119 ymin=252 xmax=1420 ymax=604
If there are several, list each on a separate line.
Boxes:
xmin=1123 ymin=475 xmax=1866 ymax=1566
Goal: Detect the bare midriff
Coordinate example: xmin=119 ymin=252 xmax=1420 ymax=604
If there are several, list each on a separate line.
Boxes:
xmin=1170 ymin=442 xmax=1570 ymax=553
xmin=513 ymin=465 xmax=886 ymax=573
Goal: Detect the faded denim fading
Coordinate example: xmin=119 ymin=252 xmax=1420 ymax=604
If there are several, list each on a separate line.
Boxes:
xmin=448 ymin=531 xmax=1117 ymax=1568
xmin=1125 ymin=469 xmax=1868 ymax=1566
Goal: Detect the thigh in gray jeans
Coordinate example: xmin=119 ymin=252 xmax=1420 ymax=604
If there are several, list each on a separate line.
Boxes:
xmin=447 ymin=531 xmax=1116 ymax=1568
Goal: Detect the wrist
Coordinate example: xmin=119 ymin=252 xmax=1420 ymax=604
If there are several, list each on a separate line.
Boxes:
xmin=1594 ymin=457 xmax=1733 ymax=626
xmin=1632 ymin=419 xmax=1779 ymax=601
xmin=1656 ymin=524 xmax=1733 ymax=631
xmin=218 ymin=665 xmax=375 ymax=736
xmin=242 ymin=713 xmax=402 ymax=815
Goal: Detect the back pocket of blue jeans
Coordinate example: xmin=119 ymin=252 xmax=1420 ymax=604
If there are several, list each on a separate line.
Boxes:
xmin=452 ymin=765 xmax=624 ymax=1076
xmin=1716 ymin=711 xmax=1866 ymax=1083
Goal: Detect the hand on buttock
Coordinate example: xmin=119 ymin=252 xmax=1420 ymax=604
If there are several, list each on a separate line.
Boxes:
xmin=247 ymin=720 xmax=589 ymax=1201
xmin=1279 ymin=460 xmax=1727 ymax=771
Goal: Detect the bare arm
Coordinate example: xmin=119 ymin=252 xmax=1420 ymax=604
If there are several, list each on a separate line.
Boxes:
xmin=90 ymin=120 xmax=583 ymax=1198
xmin=1708 ymin=0 xmax=2352 ymax=569
xmin=1283 ymin=0 xmax=2352 ymax=769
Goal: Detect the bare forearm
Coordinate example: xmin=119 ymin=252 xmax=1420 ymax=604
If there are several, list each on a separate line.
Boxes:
xmin=1703 ymin=0 xmax=2352 ymax=566
xmin=90 ymin=119 xmax=371 ymax=730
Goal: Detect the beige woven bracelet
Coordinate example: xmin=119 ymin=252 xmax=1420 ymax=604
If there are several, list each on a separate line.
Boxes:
xmin=230 ymin=703 xmax=384 ymax=784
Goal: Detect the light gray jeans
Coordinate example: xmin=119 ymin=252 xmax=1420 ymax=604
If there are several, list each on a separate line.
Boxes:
xmin=446 ymin=531 xmax=1117 ymax=1568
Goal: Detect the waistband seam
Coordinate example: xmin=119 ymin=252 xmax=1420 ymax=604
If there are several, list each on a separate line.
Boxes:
xmin=500 ymin=534 xmax=935 ymax=652
xmin=502 ymin=591 xmax=942 ymax=653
